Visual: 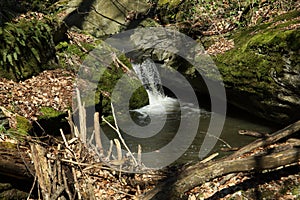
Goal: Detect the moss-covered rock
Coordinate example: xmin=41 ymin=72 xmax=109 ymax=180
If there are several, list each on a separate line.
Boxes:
xmin=15 ymin=115 xmax=32 ymax=135
xmin=211 ymin=11 xmax=300 ymax=124
xmin=148 ymin=9 xmax=299 ymax=124
xmin=76 ymin=42 xmax=149 ymax=123
xmin=33 ymin=107 xmax=69 ymax=135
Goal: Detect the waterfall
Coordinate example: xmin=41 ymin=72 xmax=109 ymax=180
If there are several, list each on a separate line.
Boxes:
xmin=132 ymin=59 xmax=165 ymax=105
xmin=132 ymin=59 xmax=179 ymax=115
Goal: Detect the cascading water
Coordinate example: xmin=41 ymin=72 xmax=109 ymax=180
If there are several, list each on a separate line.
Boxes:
xmin=132 ymin=59 xmax=165 ymax=105
xmin=132 ymin=59 xmax=180 ymax=116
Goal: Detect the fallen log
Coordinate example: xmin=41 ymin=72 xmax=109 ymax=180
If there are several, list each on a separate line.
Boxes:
xmin=142 ymin=120 xmax=300 ymax=199
xmin=0 ymin=142 xmax=34 ymax=180
xmin=143 ymin=147 xmax=300 ymax=199
xmin=229 ymin=120 xmax=300 ymax=159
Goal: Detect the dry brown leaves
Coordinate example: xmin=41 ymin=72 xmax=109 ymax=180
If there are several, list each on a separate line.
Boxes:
xmin=206 ymin=37 xmax=235 ymax=55
xmin=68 ymin=31 xmax=96 ymax=45
xmin=13 ymin=11 xmax=45 ymax=22
xmin=186 ymin=170 xmax=300 ymax=200
xmin=0 ymin=69 xmax=75 ymax=120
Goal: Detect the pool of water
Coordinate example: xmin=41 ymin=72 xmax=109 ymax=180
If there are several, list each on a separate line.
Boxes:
xmin=99 ymin=102 xmax=275 ymax=169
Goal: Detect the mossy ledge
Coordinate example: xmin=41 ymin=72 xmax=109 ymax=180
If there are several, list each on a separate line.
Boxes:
xmin=212 ymin=11 xmax=300 ymax=124
xmin=33 ymin=107 xmax=69 ymax=136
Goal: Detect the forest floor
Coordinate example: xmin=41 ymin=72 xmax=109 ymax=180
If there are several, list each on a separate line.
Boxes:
xmin=1 ymin=128 xmax=300 ymax=199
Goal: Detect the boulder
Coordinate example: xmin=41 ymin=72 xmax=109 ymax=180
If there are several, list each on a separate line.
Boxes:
xmin=61 ymin=0 xmax=150 ymax=37
xmin=209 ymin=11 xmax=300 ymax=124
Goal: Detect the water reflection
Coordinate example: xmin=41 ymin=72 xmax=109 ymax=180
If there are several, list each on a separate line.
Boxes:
xmin=102 ymin=101 xmax=274 ymax=168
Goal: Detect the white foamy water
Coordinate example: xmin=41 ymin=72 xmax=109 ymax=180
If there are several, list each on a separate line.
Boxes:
xmin=132 ymin=59 xmax=180 ymax=116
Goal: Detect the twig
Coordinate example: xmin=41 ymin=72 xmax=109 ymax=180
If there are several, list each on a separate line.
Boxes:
xmin=67 ymin=110 xmax=75 ymax=137
xmin=33 ymin=119 xmax=46 ymax=135
xmin=72 ymin=167 xmax=82 ymax=200
xmin=88 ymin=131 xmax=95 ymax=146
xmin=114 ymin=139 xmax=123 ymax=161
xmin=94 ymin=112 xmax=103 ymax=154
xmin=229 ymin=120 xmax=300 ymax=159
xmin=106 ymin=140 xmax=114 ymax=161
xmin=62 ymin=168 xmax=73 ymax=200
xmin=57 ymin=156 xmax=62 ymax=189
xmin=30 ymin=143 xmax=52 ymax=200
xmin=110 ymin=187 xmax=137 ymax=198
xmin=60 ymin=159 xmax=91 ymax=166
xmin=51 ymin=159 xmax=57 ymax=195
xmin=103 ymin=103 xmax=138 ymax=166
xmin=200 ymin=153 xmax=219 ymax=164
xmin=27 ymin=175 xmax=37 ymax=200
xmin=60 ymin=129 xmax=70 ymax=149
xmin=76 ymin=88 xmax=86 ymax=144
xmin=17 ymin=142 xmax=35 ymax=177
xmin=205 ymin=131 xmax=232 ymax=148
xmin=111 ymin=53 xmax=131 ymax=72
xmin=50 ymin=186 xmax=65 ymax=200
xmin=138 ymin=144 xmax=142 ymax=166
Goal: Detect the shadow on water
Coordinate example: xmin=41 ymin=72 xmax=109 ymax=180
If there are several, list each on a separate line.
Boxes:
xmin=100 ymin=96 xmax=277 ymax=167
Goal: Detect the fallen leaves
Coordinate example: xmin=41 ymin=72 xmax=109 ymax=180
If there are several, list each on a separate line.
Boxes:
xmin=0 ymin=69 xmax=75 ymax=121
xmin=206 ymin=38 xmax=235 ymax=55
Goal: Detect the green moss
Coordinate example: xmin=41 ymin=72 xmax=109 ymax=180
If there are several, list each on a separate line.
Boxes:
xmin=38 ymin=107 xmax=64 ymax=119
xmin=94 ymin=53 xmax=149 ymax=121
xmin=214 ymin=12 xmax=300 ymax=98
xmin=0 ymin=183 xmax=11 ymax=191
xmin=0 ymin=17 xmax=57 ymax=80
xmin=35 ymin=107 xmax=69 ymax=136
xmin=55 ymin=37 xmax=102 ymax=71
xmin=286 ymin=30 xmax=300 ymax=51
xmin=140 ymin=18 xmax=160 ymax=27
xmin=158 ymin=0 xmax=182 ymax=7
xmin=291 ymin=185 xmax=300 ymax=197
xmin=272 ymin=10 xmax=300 ymax=22
xmin=16 ymin=115 xmax=32 ymax=135
xmin=130 ymin=86 xmax=149 ymax=109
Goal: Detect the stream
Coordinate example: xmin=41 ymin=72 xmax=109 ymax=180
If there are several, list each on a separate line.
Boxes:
xmin=100 ymin=102 xmax=275 ymax=168
xmin=97 ymin=59 xmax=276 ymax=169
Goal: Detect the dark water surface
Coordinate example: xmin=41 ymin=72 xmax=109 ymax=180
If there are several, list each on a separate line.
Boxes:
xmin=100 ymin=105 xmax=275 ymax=168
